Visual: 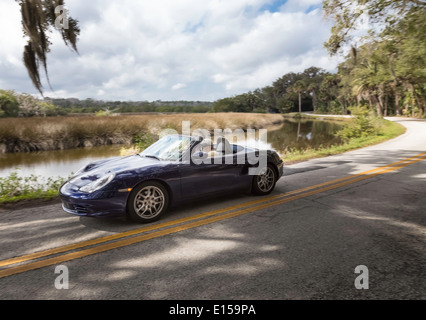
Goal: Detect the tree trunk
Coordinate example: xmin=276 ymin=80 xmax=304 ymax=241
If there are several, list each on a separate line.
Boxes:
xmin=376 ymin=84 xmax=384 ymax=117
xmin=388 ymin=54 xmax=401 ymax=115
xmin=298 ymin=92 xmax=302 ymax=113
xmin=367 ymin=92 xmax=373 ymax=109
xmin=408 ymin=83 xmax=416 ymax=117
xmin=312 ymin=90 xmax=317 ymax=113
xmin=373 ymin=96 xmax=383 ymax=117
xmin=384 ymin=94 xmax=388 ymax=117
xmin=394 ymin=84 xmax=400 ymax=116
xmin=418 ymin=95 xmax=425 ymax=116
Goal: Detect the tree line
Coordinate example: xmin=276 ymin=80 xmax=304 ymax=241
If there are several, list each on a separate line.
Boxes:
xmin=213 ymin=67 xmax=343 ymax=114
xmin=0 ymin=91 xmax=214 ymax=117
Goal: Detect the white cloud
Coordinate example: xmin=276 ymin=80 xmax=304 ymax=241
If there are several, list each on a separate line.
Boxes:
xmin=172 ymin=83 xmax=187 ymax=90
xmin=209 ymin=7 xmax=333 ymax=93
xmin=0 ymin=2 xmax=25 ymax=52
xmin=0 ymin=0 xmax=336 ymax=101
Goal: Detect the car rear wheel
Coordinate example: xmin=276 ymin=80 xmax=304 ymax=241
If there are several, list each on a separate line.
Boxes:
xmin=252 ymin=164 xmax=276 ymax=195
xmin=127 ymin=181 xmax=169 ymax=223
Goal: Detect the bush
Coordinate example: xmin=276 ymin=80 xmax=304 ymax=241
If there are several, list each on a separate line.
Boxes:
xmin=252 ymin=107 xmax=266 ymax=113
xmin=0 ymin=170 xmax=68 ymax=203
xmin=337 ymin=105 xmax=382 ymax=141
xmin=0 ymin=90 xmax=19 ymax=117
xmin=133 ymin=132 xmax=156 ymax=150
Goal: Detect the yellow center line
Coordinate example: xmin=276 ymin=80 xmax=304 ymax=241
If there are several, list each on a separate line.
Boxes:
xmin=0 ymin=152 xmax=425 ymax=278
xmin=1 ymin=151 xmax=424 ymax=268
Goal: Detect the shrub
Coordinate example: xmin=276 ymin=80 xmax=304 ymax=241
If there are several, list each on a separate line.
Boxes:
xmin=0 ymin=90 xmax=19 ymax=117
xmin=337 ymin=105 xmax=381 ymax=141
xmin=0 ymin=170 xmax=68 ymax=203
xmin=133 ymin=132 xmax=156 ymax=150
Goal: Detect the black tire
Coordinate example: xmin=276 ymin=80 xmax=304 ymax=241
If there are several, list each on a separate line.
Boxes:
xmin=251 ymin=164 xmax=277 ymax=195
xmin=127 ymin=181 xmax=169 ymax=223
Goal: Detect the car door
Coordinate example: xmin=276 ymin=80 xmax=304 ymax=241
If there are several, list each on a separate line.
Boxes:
xmin=179 ymin=152 xmax=244 ymax=200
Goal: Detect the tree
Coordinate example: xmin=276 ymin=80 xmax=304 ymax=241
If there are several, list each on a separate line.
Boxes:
xmin=0 ymin=90 xmax=20 ymax=117
xmin=303 ymin=67 xmax=326 ymax=113
xmin=323 ymin=0 xmax=426 ymax=117
xmin=319 ymin=73 xmax=345 ymax=113
xmin=386 ymin=7 xmax=426 ymax=116
xmin=323 ymin=0 xmax=426 ymax=55
xmin=349 ymin=41 xmax=394 ymax=117
xmin=272 ymin=71 xmax=309 ymax=113
xmin=17 ymin=0 xmax=80 ymax=95
xmin=288 ymin=80 xmax=306 ymax=113
xmin=16 ymin=92 xmax=42 ymax=116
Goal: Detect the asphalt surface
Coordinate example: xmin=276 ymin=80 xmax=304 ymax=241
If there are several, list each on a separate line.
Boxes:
xmin=0 ymin=118 xmax=425 ymax=300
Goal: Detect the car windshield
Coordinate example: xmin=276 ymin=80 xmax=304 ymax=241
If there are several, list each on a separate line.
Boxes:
xmin=139 ymin=135 xmax=194 ymax=161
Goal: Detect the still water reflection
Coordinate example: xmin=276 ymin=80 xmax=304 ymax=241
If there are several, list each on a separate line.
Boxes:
xmin=0 ymin=145 xmax=126 ymax=179
xmin=268 ymin=119 xmax=343 ymax=152
xmin=0 ymin=119 xmax=342 ymax=179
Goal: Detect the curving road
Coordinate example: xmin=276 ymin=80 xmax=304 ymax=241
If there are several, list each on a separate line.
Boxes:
xmin=0 ymin=118 xmax=425 ymax=301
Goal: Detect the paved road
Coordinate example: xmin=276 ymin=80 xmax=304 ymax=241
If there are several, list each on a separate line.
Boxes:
xmin=0 ymin=118 xmax=425 ymax=300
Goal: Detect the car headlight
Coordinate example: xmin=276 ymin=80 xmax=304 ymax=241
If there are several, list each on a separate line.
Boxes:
xmin=79 ymin=173 xmax=115 ymax=193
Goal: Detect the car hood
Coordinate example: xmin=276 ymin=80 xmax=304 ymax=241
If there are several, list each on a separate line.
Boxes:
xmin=69 ymin=155 xmax=161 ymax=187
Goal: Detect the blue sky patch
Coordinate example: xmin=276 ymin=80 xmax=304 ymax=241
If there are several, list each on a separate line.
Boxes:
xmin=260 ymin=0 xmax=288 ymax=13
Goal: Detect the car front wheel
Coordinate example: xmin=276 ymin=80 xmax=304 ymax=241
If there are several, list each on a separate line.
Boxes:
xmin=127 ymin=181 xmax=169 ymax=223
xmin=252 ymin=164 xmax=276 ymax=195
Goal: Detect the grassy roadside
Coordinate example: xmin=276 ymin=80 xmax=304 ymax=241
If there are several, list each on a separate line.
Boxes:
xmin=281 ymin=115 xmax=406 ymax=164
xmin=0 ymin=171 xmax=68 ymax=206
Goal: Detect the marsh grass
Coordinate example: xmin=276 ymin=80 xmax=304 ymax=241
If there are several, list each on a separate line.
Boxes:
xmin=0 ymin=113 xmax=283 ymax=152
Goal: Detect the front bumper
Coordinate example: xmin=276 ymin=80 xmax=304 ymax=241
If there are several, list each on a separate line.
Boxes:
xmin=59 ymin=182 xmax=129 ymax=217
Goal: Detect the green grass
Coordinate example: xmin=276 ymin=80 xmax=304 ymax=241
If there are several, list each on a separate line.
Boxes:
xmin=0 ymin=171 xmax=68 ymax=205
xmin=282 ymin=118 xmax=406 ymax=163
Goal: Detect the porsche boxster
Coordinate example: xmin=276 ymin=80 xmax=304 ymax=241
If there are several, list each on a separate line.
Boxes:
xmin=59 ymin=134 xmax=284 ymax=223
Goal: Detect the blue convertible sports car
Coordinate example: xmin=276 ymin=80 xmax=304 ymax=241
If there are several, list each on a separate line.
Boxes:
xmin=60 ymin=135 xmax=284 ymax=223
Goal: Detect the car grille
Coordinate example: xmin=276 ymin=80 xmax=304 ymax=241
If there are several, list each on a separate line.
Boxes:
xmin=63 ymin=202 xmax=89 ymax=214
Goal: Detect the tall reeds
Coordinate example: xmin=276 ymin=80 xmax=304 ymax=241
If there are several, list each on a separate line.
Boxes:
xmin=0 ymin=113 xmax=283 ymax=153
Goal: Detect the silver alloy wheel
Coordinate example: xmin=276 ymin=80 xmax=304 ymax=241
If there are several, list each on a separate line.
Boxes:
xmin=134 ymin=186 xmax=165 ymax=219
xmin=256 ymin=166 xmax=275 ymax=192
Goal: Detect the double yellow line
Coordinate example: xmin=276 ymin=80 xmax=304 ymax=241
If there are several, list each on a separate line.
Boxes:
xmin=1 ymin=151 xmax=425 ymax=279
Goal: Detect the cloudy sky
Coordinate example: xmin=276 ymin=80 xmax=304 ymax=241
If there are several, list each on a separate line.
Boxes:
xmin=0 ymin=0 xmax=339 ymax=102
